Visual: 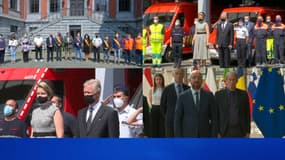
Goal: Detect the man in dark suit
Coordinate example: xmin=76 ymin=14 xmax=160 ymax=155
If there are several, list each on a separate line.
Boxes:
xmin=160 ymin=68 xmax=190 ymax=137
xmin=46 ymin=33 xmax=56 ymax=62
xmin=77 ymin=79 xmax=119 ymax=137
xmin=215 ymin=71 xmax=250 ymax=138
xmin=174 ymin=70 xmax=217 ymax=137
xmin=244 ymin=16 xmax=255 ymax=67
xmin=215 ymin=12 xmax=234 ymax=68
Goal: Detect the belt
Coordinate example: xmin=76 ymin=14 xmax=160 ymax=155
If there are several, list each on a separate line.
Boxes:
xmin=197 ymin=32 xmax=206 ymax=34
xmin=33 ymin=132 xmax=56 ymax=137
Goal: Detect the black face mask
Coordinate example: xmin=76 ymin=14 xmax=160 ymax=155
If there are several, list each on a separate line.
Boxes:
xmin=37 ymin=96 xmax=49 ymax=104
xmin=221 ymin=19 xmax=225 ymax=22
xmin=84 ymin=95 xmax=95 ymax=104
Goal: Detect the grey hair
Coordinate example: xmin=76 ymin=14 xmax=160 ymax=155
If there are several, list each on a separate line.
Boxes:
xmin=83 ymin=79 xmax=101 ymax=94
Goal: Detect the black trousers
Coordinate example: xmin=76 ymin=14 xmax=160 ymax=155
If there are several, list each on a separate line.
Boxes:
xmin=274 ymin=39 xmax=285 ymax=63
xmin=35 ymin=46 xmax=42 ymax=60
xmin=0 ymin=50 xmax=5 ymax=64
xmin=236 ymin=39 xmax=247 ymax=68
xmin=218 ymin=46 xmax=231 ymax=68
xmin=173 ymin=43 xmax=183 ymax=68
xmin=93 ymin=47 xmax=101 ymax=62
xmin=23 ymin=51 xmax=29 ymax=62
xmin=222 ymin=125 xmax=244 ymax=137
xmin=150 ymin=105 xmax=165 ymax=137
xmin=255 ymin=39 xmax=267 ymax=64
xmin=47 ymin=47 xmax=54 ymax=62
xmin=56 ymin=46 xmax=62 ymax=61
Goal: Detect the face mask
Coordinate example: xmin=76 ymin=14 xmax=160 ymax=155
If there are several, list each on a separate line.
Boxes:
xmin=276 ymin=18 xmax=281 ymax=23
xmin=266 ymin=19 xmax=271 ymax=23
xmin=220 ymin=18 xmax=225 ymax=22
xmin=198 ymin=19 xmax=203 ymax=22
xmin=116 ymin=34 xmax=119 ymax=38
xmin=175 ymin=22 xmax=180 ymax=27
xmin=84 ymin=95 xmax=95 ymax=104
xmin=154 ymin=19 xmax=158 ymax=24
xmin=0 ymin=35 xmax=2 ymax=39
xmin=239 ymin=23 xmax=243 ymax=26
xmin=36 ymin=96 xmax=49 ymax=104
xmin=4 ymin=105 xmax=14 ymax=117
xmin=96 ymin=36 xmax=98 ymax=38
xmin=113 ymin=98 xmax=124 ymax=109
xmin=244 ymin=19 xmax=249 ymax=23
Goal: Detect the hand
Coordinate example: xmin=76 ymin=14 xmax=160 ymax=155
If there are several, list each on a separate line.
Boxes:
xmin=215 ymin=44 xmax=219 ymax=48
xmin=182 ymin=44 xmax=185 ymax=47
xmin=137 ymin=107 xmax=143 ymax=113
xmin=245 ymin=133 xmax=250 ymax=138
xmin=228 ymin=45 xmax=232 ymax=49
xmin=170 ymin=43 xmax=172 ymax=48
xmin=102 ymin=95 xmax=113 ymax=105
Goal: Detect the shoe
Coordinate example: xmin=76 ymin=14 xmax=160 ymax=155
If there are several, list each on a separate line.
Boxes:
xmin=40 ymin=59 xmax=44 ymax=62
xmin=35 ymin=59 xmax=38 ymax=62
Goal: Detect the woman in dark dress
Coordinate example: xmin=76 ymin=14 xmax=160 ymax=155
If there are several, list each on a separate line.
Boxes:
xmin=83 ymin=34 xmax=91 ymax=62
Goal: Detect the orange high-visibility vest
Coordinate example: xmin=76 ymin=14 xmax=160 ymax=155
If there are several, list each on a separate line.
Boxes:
xmin=135 ymin=37 xmax=142 ymax=50
xmin=124 ymin=38 xmax=134 ymax=50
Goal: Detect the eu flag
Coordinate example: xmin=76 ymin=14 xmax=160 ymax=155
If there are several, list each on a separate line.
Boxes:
xmin=253 ymin=67 xmax=285 ymax=137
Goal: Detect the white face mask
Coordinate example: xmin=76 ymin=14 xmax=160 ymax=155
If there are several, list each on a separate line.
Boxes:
xmin=154 ymin=19 xmax=158 ymax=24
xmin=114 ymin=98 xmax=124 ymax=109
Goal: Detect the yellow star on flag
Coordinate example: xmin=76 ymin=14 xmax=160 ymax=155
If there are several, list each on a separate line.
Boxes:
xmin=279 ymin=105 xmax=285 ymax=111
xmin=268 ymin=67 xmax=273 ymax=73
xmin=258 ymin=105 xmax=264 ymax=111
xmin=269 ymin=108 xmax=275 ymax=114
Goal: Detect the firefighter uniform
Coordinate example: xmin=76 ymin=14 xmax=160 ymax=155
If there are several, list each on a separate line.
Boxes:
xmin=272 ymin=24 xmax=285 ymax=63
xmin=171 ymin=26 xmax=184 ymax=68
xmin=142 ymin=28 xmax=147 ymax=64
xmin=149 ymin=23 xmax=164 ymax=67
xmin=254 ymin=23 xmax=268 ymax=65
xmin=266 ymin=22 xmax=274 ymax=61
xmin=235 ymin=25 xmax=249 ymax=68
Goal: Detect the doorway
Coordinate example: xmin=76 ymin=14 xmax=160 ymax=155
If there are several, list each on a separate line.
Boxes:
xmin=69 ymin=25 xmax=81 ymax=39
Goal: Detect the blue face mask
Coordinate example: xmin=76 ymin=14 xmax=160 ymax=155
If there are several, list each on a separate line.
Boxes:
xmin=4 ymin=105 xmax=14 ymax=117
xmin=276 ymin=18 xmax=281 ymax=23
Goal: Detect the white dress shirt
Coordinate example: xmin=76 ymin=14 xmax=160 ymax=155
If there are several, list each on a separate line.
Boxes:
xmin=86 ymin=101 xmax=102 ymax=122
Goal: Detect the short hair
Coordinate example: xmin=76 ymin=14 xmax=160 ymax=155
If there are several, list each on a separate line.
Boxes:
xmin=37 ymin=81 xmax=54 ymax=97
xmin=189 ymin=70 xmax=202 ymax=79
xmin=52 ymin=95 xmax=62 ymax=104
xmin=83 ymin=79 xmax=101 ymax=94
xmin=114 ymin=84 xmax=129 ymax=96
xmin=226 ymin=71 xmax=238 ymax=80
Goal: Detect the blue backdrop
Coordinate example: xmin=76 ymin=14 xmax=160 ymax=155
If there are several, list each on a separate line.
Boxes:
xmin=1 ymin=139 xmax=285 ymax=160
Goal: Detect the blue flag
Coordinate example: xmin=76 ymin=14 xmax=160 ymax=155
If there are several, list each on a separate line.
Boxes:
xmin=253 ymin=67 xmax=285 ymax=137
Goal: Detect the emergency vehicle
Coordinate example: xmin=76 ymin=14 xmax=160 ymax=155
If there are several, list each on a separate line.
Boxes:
xmin=143 ymin=2 xmax=197 ymax=62
xmin=0 ymin=68 xmax=142 ymax=120
xmin=208 ymin=6 xmax=285 ymax=64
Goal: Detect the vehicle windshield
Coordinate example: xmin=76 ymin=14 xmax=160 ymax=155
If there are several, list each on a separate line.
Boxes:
xmin=143 ymin=12 xmax=175 ymax=27
xmin=227 ymin=12 xmax=259 ymax=23
xmin=0 ymin=80 xmax=35 ymax=118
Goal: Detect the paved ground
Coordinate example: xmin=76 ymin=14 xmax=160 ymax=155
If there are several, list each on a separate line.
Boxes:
xmin=1 ymin=51 xmax=142 ymax=68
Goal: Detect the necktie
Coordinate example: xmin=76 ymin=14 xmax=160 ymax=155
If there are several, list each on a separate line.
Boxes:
xmin=177 ymin=84 xmax=183 ymax=95
xmin=86 ymin=107 xmax=94 ymax=130
xmin=195 ymin=92 xmax=200 ymax=110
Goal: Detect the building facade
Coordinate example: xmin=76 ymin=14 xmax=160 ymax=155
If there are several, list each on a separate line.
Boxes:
xmin=0 ymin=0 xmax=143 ymax=38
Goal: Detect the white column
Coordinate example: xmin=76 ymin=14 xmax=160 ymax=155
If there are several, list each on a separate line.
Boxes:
xmin=198 ymin=0 xmax=210 ymax=23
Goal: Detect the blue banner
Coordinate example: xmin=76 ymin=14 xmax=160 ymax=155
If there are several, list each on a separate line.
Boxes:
xmin=1 ymin=139 xmax=285 ymax=160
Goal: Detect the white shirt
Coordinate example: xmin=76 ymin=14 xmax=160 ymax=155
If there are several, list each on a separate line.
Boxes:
xmin=152 ymin=88 xmax=163 ymax=105
xmin=34 ymin=36 xmax=43 ymax=46
xmin=8 ymin=39 xmax=18 ymax=47
xmin=235 ymin=26 xmax=249 ymax=39
xmin=117 ymin=105 xmax=140 ymax=138
xmin=85 ymin=101 xmax=102 ymax=122
xmin=92 ymin=37 xmax=103 ymax=47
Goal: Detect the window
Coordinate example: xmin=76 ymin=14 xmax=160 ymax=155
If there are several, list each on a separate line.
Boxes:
xmin=30 ymin=0 xmax=39 ymax=13
xmin=95 ymin=0 xmax=107 ymax=12
xmin=10 ymin=25 xmax=18 ymax=33
xmin=50 ymin=0 xmax=59 ymax=13
xmin=10 ymin=0 xmax=17 ymax=10
xmin=119 ymin=0 xmax=130 ymax=12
